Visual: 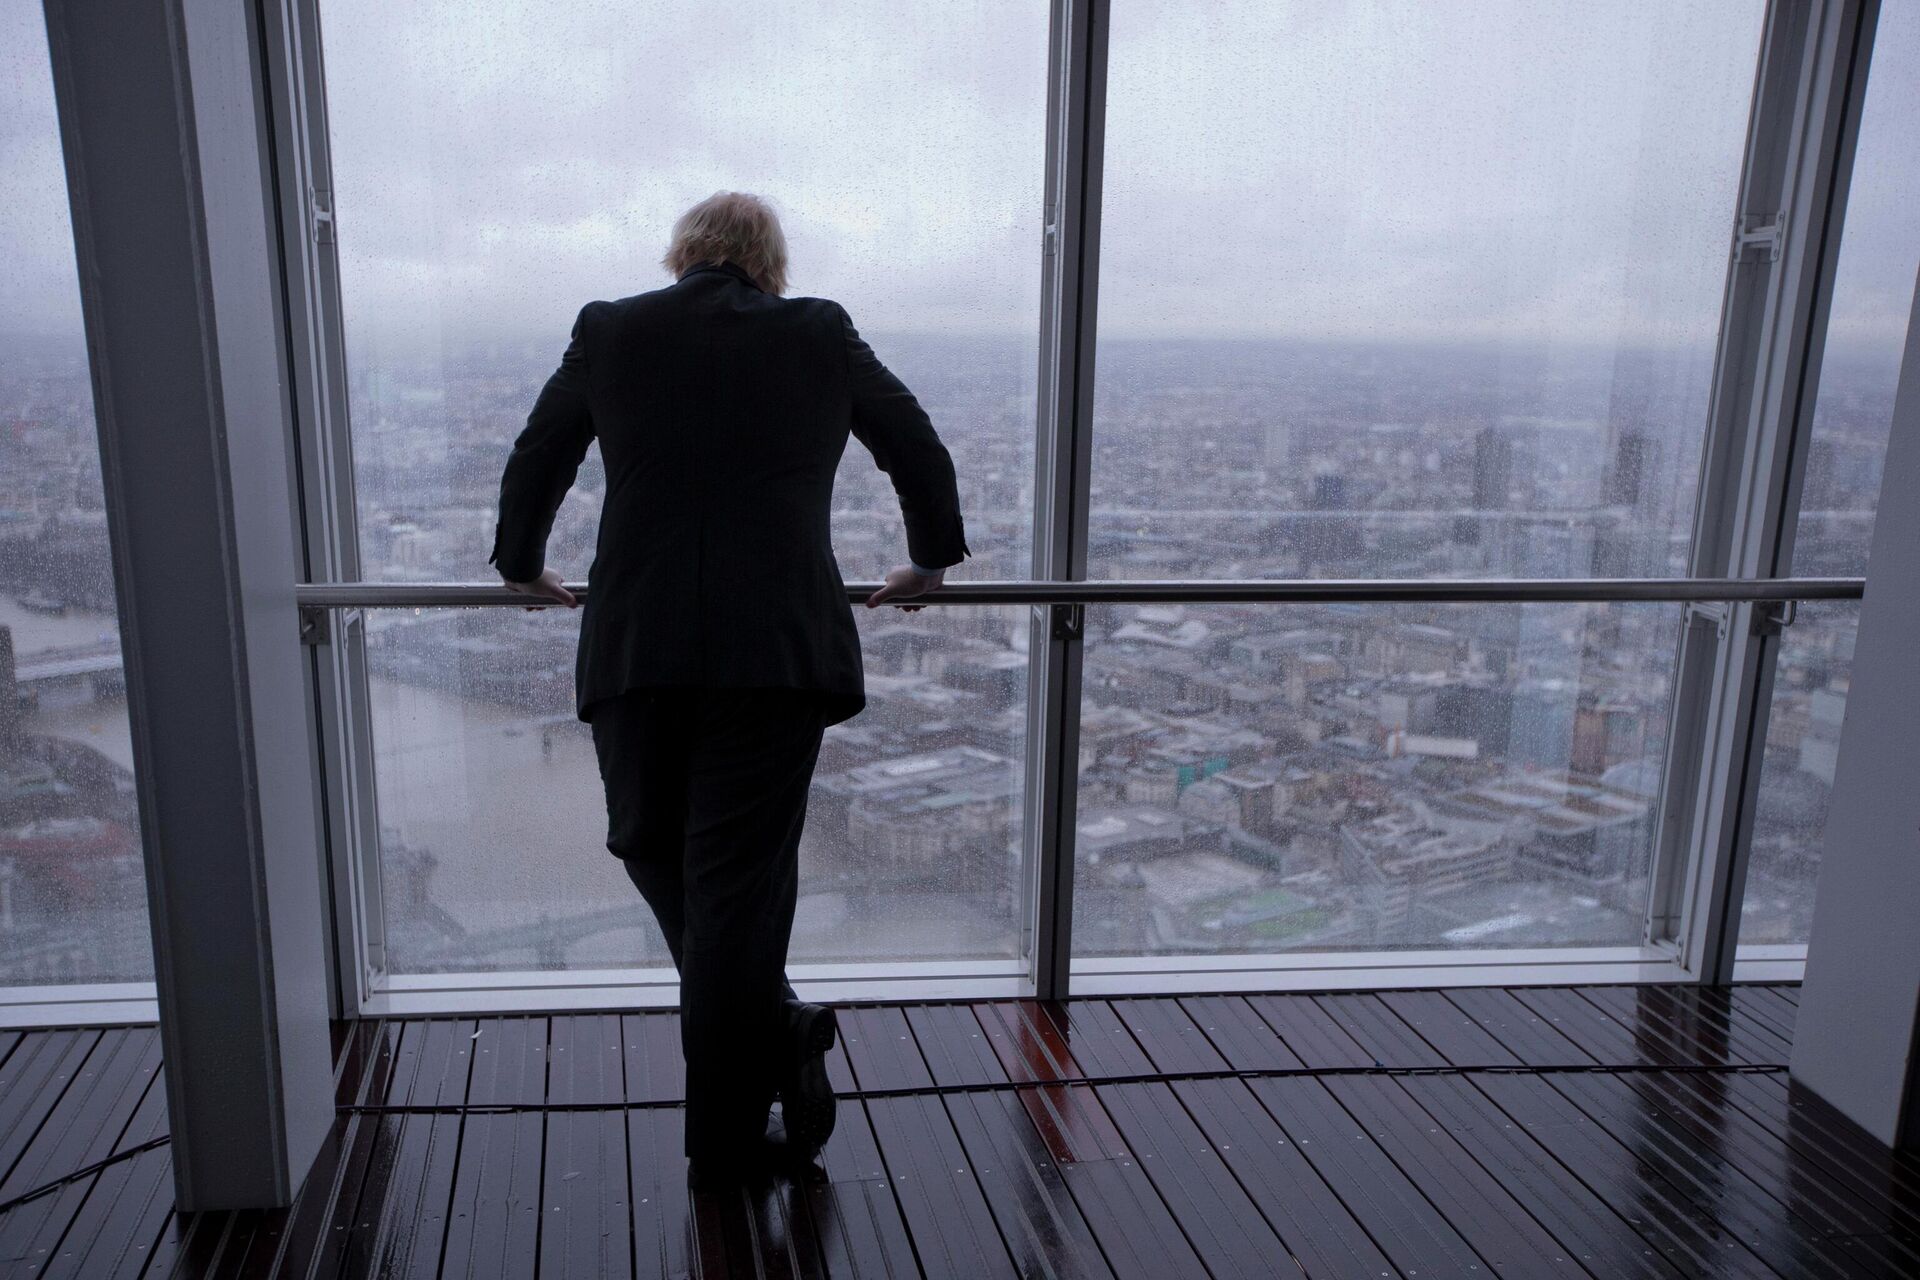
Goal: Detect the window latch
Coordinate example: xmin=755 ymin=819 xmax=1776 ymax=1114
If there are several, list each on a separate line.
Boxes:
xmin=298 ymin=605 xmax=330 ymax=646
xmin=1752 ymin=598 xmax=1798 ymax=637
xmin=1733 ymin=210 xmax=1786 ymax=263
xmin=311 ymin=187 xmax=336 ymax=245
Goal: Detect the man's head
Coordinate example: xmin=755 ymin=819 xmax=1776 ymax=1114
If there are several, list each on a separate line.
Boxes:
xmin=662 ymin=191 xmax=790 ymax=296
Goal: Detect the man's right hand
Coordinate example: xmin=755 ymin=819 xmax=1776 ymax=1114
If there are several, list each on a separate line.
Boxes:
xmin=503 ymin=567 xmax=578 ymax=609
xmin=866 ymin=564 xmax=943 ymax=610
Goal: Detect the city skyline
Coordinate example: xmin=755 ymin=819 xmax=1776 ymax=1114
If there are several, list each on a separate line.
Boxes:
xmin=3 ymin=324 xmax=1888 ymax=980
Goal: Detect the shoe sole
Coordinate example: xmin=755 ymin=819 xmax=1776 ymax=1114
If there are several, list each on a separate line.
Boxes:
xmin=783 ymin=1004 xmax=839 ymax=1152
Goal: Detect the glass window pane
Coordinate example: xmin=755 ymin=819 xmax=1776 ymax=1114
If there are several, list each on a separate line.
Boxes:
xmin=319 ymin=0 xmax=1047 ymax=976
xmin=368 ymin=608 xmax=1026 ymax=973
xmin=1742 ymin=0 xmax=1919 ymax=950
xmin=321 ymin=0 xmax=1043 ymax=585
xmin=0 ymin=0 xmax=154 ymax=985
xmin=1072 ymin=601 xmax=1676 ymax=959
xmin=1091 ymin=0 xmax=1763 ymax=580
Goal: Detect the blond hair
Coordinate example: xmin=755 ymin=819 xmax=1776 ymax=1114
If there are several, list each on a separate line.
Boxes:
xmin=661 ymin=191 xmax=790 ymax=296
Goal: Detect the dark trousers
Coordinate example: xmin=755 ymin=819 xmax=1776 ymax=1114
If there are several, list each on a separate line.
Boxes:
xmin=589 ymin=686 xmax=828 ymax=1161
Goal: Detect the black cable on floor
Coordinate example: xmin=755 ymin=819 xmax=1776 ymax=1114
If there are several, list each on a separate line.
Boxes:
xmin=336 ymin=1059 xmax=1792 ymax=1115
xmin=0 ymin=1136 xmax=172 ymax=1216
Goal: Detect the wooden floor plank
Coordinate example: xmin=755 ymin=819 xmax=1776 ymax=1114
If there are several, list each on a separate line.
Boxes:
xmin=1442 ymin=987 xmax=1599 ymax=1067
xmin=864 ymin=1093 xmax=1014 ymax=1278
xmin=974 ymin=999 xmax=1081 ymax=1083
xmin=940 ymin=1088 xmax=1115 ymax=1280
xmin=541 ymin=1109 xmax=634 ymax=1279
xmin=902 ymin=1004 xmax=1009 ymax=1089
xmin=0 ymin=1027 xmax=158 ymax=1266
xmin=1005 ymin=1084 xmax=1209 ymax=1280
xmin=1243 ymin=994 xmax=1375 ymax=1069
xmin=1379 ymin=989 xmax=1524 ymax=1067
xmin=198 ymin=1209 xmax=291 ymax=1280
xmin=113 ymin=1065 xmax=169 ymax=1154
xmin=1622 ymin=1070 xmax=1920 ymax=1277
xmin=1694 ymin=986 xmax=1796 ymax=1060
xmin=239 ymin=1115 xmax=361 ymax=1278
xmin=1170 ymin=1076 xmax=1399 ymax=1280
xmin=839 ymin=1006 xmax=934 ymax=1093
xmin=332 ymin=1018 xmax=385 ymax=1108
xmin=1723 ymin=986 xmax=1799 ymax=1050
xmin=1323 ymin=1074 xmax=1588 ymax=1276
xmin=1106 ymin=997 xmax=1229 ymax=1075
xmin=0 ymin=1029 xmax=104 ymax=1188
xmin=438 ymin=1111 xmax=546 ymax=1278
xmin=145 ymin=1211 xmax=236 ymax=1279
xmin=1509 ymin=986 xmax=1690 ymax=1067
xmin=687 ymin=1184 xmax=767 ymax=1279
xmin=1548 ymin=1072 xmax=1876 ymax=1280
xmin=1094 ymin=1081 xmax=1288 ymax=1280
xmin=38 ymin=1144 xmax=174 ymax=1280
xmin=735 ymin=1178 xmax=827 ymax=1280
xmin=1175 ymin=995 xmax=1306 ymax=1072
xmin=547 ymin=1014 xmax=626 ymax=1107
xmin=0 ymin=985 xmax=1902 ymax=1280
xmin=1313 ymin=993 xmax=1450 ymax=1069
xmin=627 ymin=1107 xmax=696 ymax=1280
xmin=344 ymin=1020 xmax=403 ymax=1110
xmin=297 ymin=1110 xmax=391 ymax=1280
xmin=1614 ymin=985 xmax=1789 ymax=1068
xmin=1401 ymin=1074 xmax=1683 ymax=1280
xmin=1575 ymin=986 xmax=1748 ymax=1069
xmin=1721 ymin=1072 xmax=1920 ymax=1238
xmin=463 ymin=1016 xmax=550 ymax=1107
xmin=797 ymin=1093 xmax=919 ymax=1280
xmin=1046 ymin=1002 xmax=1157 ymax=1080
xmin=385 ymin=1018 xmax=479 ymax=1108
xmin=1250 ymin=1074 xmax=1489 ymax=1275
xmin=621 ymin=1012 xmax=685 ymax=1105
xmin=353 ymin=1112 xmax=463 ymax=1280
xmin=1470 ymin=1072 xmax=1786 ymax=1279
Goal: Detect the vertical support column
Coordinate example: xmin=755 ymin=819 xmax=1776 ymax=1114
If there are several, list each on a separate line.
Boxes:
xmin=258 ymin=0 xmax=387 ymax=1014
xmin=44 ymin=0 xmax=334 ymax=1209
xmin=1792 ymin=267 xmax=1920 ymax=1145
xmin=1648 ymin=0 xmax=1875 ymax=982
xmin=1024 ymin=0 xmax=1110 ymax=999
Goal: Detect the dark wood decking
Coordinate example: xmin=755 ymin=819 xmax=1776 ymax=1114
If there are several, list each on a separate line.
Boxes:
xmin=3 ymin=984 xmax=1917 ymax=1278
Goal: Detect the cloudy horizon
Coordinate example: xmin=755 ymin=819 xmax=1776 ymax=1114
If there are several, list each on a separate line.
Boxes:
xmin=4 ymin=0 xmax=1915 ymax=358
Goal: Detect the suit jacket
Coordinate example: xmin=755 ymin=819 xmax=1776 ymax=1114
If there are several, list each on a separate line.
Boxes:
xmin=489 ymin=261 xmax=969 ymax=725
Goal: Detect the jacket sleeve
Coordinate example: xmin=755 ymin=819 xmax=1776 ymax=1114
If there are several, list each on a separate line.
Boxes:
xmin=489 ymin=304 xmax=599 ymax=581
xmin=838 ymin=304 xmax=971 ymax=572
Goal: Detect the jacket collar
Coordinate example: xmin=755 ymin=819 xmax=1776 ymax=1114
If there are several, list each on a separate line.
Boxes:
xmin=677 ymin=260 xmax=762 ymax=291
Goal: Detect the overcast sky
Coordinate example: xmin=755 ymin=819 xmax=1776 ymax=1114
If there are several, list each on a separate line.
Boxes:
xmin=4 ymin=0 xmax=1915 ymax=354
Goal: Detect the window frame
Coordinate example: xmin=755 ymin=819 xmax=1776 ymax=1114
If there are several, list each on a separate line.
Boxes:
xmin=250 ymin=0 xmax=1879 ymax=1017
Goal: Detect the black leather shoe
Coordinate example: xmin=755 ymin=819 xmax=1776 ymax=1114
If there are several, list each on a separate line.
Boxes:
xmin=778 ymin=998 xmax=839 ymax=1152
xmin=687 ymin=1112 xmax=819 ymax=1191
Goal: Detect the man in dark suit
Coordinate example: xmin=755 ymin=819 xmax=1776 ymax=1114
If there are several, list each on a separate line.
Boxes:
xmin=490 ymin=192 xmax=968 ymax=1188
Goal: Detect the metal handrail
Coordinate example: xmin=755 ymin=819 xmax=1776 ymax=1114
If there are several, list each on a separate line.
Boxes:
xmin=294 ymin=576 xmax=1866 ymax=609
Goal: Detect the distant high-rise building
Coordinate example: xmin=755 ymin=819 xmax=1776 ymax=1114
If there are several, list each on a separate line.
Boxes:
xmin=1263 ymin=421 xmax=1291 ymax=469
xmin=1603 ymin=428 xmax=1649 ymax=509
xmin=0 ymin=625 xmax=17 ymax=747
xmin=1473 ymin=426 xmax=1512 ymax=511
xmin=1310 ymin=471 xmax=1347 ymax=510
